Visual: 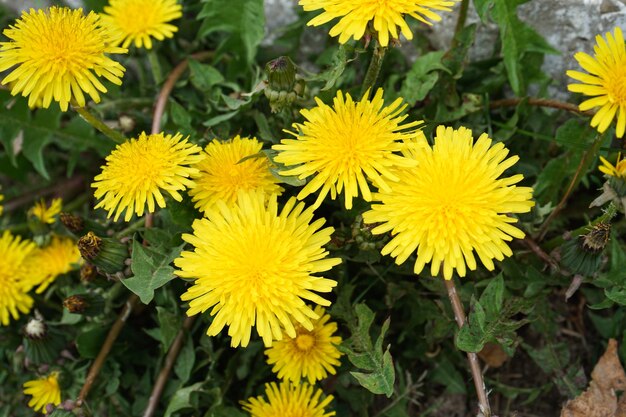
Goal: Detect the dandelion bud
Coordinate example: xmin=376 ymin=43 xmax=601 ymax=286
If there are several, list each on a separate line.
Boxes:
xmin=63 ymin=294 xmax=104 ymax=316
xmin=60 ymin=213 xmax=85 ymax=234
xmin=78 ymin=232 xmax=128 ymax=274
xmin=561 ymin=222 xmax=611 ymax=276
xmin=264 ymin=56 xmax=304 ymax=113
xmin=80 ymin=263 xmax=99 ymax=283
xmin=22 ymin=317 xmax=63 ymax=365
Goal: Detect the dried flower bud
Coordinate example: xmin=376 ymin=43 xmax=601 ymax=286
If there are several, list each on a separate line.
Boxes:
xmin=80 ymin=263 xmax=98 ymax=283
xmin=60 ymin=212 xmax=85 ymax=234
xmin=22 ymin=316 xmax=63 ymax=365
xmin=581 ymin=222 xmax=611 ymax=253
xmin=78 ymin=232 xmax=128 ymax=274
xmin=561 ymin=222 xmax=611 ymax=276
xmin=63 ymin=293 xmax=104 ymax=316
xmin=63 ymin=295 xmax=87 ymax=314
xmin=24 ymin=317 xmax=47 ymax=340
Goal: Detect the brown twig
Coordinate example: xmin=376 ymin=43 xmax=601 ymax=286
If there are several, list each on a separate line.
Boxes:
xmin=143 ymin=316 xmax=196 ymax=417
xmin=522 ymin=237 xmax=559 ymax=270
xmin=536 ymin=132 xmax=605 ymax=240
xmin=3 ymin=175 xmax=85 ymax=213
xmin=77 ymin=294 xmax=140 ymax=406
xmin=489 ymin=98 xmax=592 ymax=116
xmin=444 ymin=279 xmax=492 ymax=417
xmin=151 ymin=51 xmax=214 ymax=134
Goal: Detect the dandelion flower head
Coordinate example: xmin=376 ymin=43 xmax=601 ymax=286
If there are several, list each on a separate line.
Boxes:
xmin=0 ymin=231 xmax=36 ymax=326
xmin=265 ymin=305 xmax=342 ymax=384
xmin=188 ymin=135 xmax=283 ymax=214
xmin=175 ymin=190 xmax=341 ymax=348
xmin=273 ymin=89 xmax=422 ymax=209
xmin=241 ymin=381 xmax=335 ymax=417
xmin=29 ymin=198 xmax=62 ymax=224
xmin=300 ymin=0 xmax=457 ymax=47
xmin=0 ymin=7 xmax=126 ymax=111
xmin=363 ymin=126 xmax=535 ymax=280
xmin=92 ymin=132 xmax=204 ymax=221
xmin=599 ymin=154 xmax=626 ymax=179
xmin=568 ymin=27 xmax=626 ymax=138
xmin=23 ymin=372 xmax=62 ymax=413
xmin=27 ymin=236 xmax=82 ymax=294
xmin=101 ymin=0 xmax=183 ymax=50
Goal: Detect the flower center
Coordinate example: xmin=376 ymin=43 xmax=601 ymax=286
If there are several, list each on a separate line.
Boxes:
xmin=606 ymin=65 xmax=626 ymax=104
xmin=295 ymin=332 xmax=315 ymax=351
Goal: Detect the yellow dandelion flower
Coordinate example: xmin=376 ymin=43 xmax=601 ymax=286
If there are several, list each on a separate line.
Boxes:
xmin=363 ymin=126 xmax=535 ymax=280
xmin=175 ymin=190 xmax=341 ymax=348
xmin=92 ymin=132 xmax=204 ymax=222
xmin=273 ymin=89 xmax=422 ymax=209
xmin=27 ymin=236 xmax=82 ymax=294
xmin=241 ymin=381 xmax=335 ymax=417
xmin=300 ymin=0 xmax=457 ymax=47
xmin=101 ymin=0 xmax=183 ymax=50
xmin=567 ymin=27 xmax=626 ymax=138
xmin=188 ymin=135 xmax=284 ymax=214
xmin=23 ymin=372 xmax=62 ymax=413
xmin=29 ymin=198 xmax=62 ymax=224
xmin=0 ymin=7 xmax=126 ymax=111
xmin=265 ymin=305 xmax=342 ymax=384
xmin=599 ymin=154 xmax=626 ymax=179
xmin=0 ymin=231 xmax=36 ymax=326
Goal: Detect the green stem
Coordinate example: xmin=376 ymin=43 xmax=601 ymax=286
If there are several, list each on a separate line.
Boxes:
xmin=360 ymin=43 xmax=387 ymax=99
xmin=114 ymin=217 xmax=147 ymax=239
xmin=72 ymin=103 xmax=127 ymax=144
xmin=452 ymin=0 xmax=469 ymax=47
xmin=147 ymin=50 xmax=163 ymax=84
xmin=537 ymin=131 xmax=606 ymax=240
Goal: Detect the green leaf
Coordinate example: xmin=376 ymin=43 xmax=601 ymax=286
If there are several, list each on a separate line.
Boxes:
xmin=157 ymin=307 xmax=182 ymax=352
xmin=164 ymin=382 xmax=205 ymax=417
xmin=491 ymin=1 xmax=558 ymax=95
xmin=340 ymin=304 xmax=395 ymax=397
xmin=122 ymin=240 xmax=184 ymax=304
xmin=473 ymin=0 xmax=494 ymax=20
xmin=76 ymin=326 xmax=108 ymax=359
xmin=198 ymin=0 xmax=265 ymax=64
xmin=21 ymin=108 xmax=60 ymax=179
xmin=306 ymin=44 xmax=354 ymax=91
xmin=400 ymin=51 xmax=449 ymax=106
xmin=188 ymin=60 xmax=225 ymax=91
xmin=169 ymin=100 xmax=192 ymax=129
xmin=431 ymin=357 xmax=467 ymax=394
xmin=479 ymin=274 xmax=505 ymax=318
xmin=174 ymin=334 xmax=195 ymax=384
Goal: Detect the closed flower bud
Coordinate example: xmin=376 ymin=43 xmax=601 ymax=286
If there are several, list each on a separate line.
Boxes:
xmin=78 ymin=232 xmax=128 ymax=274
xmin=63 ymin=293 xmax=104 ymax=316
xmin=59 ymin=213 xmax=84 ymax=234
xmin=561 ymin=222 xmax=611 ymax=276
xmin=264 ymin=56 xmax=304 ymax=113
xmin=22 ymin=316 xmax=64 ymax=365
xmin=80 ymin=263 xmax=99 ymax=283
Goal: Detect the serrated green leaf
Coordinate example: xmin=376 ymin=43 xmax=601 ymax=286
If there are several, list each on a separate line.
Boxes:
xmin=480 ymin=274 xmax=505 ymax=318
xmin=164 ymin=382 xmax=205 ymax=417
xmin=188 ymin=60 xmax=225 ymax=91
xmin=198 ymin=0 xmax=264 ymax=64
xmin=157 ymin=307 xmax=182 ymax=352
xmin=174 ymin=334 xmax=195 ymax=384
xmin=122 ymin=240 xmax=184 ymax=304
xmin=492 ymin=1 xmax=558 ymax=95
xmin=350 ymin=348 xmax=395 ymax=397
xmin=400 ymin=51 xmax=449 ymax=106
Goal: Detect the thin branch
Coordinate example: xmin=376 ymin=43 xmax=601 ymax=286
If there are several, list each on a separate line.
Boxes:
xmin=143 ymin=316 xmax=196 ymax=417
xmin=489 ymin=97 xmax=593 ymax=116
xmin=537 ymin=132 xmax=605 ymax=240
xmin=3 ymin=175 xmax=85 ymax=213
xmin=522 ymin=236 xmax=559 ymax=270
xmin=77 ymin=294 xmax=140 ymax=406
xmin=444 ymin=279 xmax=492 ymax=417
xmin=151 ymin=51 xmax=214 ymax=134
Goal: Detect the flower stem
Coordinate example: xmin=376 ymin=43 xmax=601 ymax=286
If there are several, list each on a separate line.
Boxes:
xmin=444 ymin=278 xmax=492 ymax=417
xmin=142 ymin=316 xmax=196 ymax=417
xmin=360 ymin=43 xmax=387 ymax=99
xmin=72 ymin=103 xmax=127 ymax=144
xmin=147 ymin=50 xmax=163 ymax=84
xmin=76 ymin=294 xmax=140 ymax=406
xmin=452 ymin=0 xmax=469 ymax=45
xmin=537 ymin=131 xmax=606 ymax=240
xmin=489 ymin=97 xmax=592 ymax=116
